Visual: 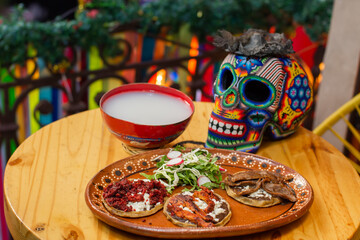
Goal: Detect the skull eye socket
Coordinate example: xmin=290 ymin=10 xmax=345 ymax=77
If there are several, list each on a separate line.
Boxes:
xmin=220 ymin=68 xmax=234 ymax=91
xmin=240 ymin=76 xmax=276 ymax=109
xmin=244 ymin=80 xmax=270 ymax=102
xmin=215 ymin=63 xmax=236 ymax=95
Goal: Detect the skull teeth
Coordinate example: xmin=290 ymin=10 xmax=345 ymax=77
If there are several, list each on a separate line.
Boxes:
xmin=207 ymin=135 xmax=245 ymax=147
xmin=209 ymin=117 xmax=245 ymax=136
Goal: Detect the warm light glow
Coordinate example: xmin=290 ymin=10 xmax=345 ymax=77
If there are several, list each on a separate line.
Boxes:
xmin=188 ymin=36 xmax=199 ymax=76
xmin=156 ymin=74 xmax=163 ymax=85
xmin=187 ymin=36 xmax=199 ymax=96
xmin=156 ymin=69 xmax=166 ymax=85
xmin=316 ymin=62 xmax=325 ymax=85
xmin=317 ymin=73 xmax=323 ymax=84
xmin=148 ymin=66 xmax=167 ymax=85
xmin=269 ymin=26 xmax=276 ymax=33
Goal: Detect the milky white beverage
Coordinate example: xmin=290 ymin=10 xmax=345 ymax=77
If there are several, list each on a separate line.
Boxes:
xmin=102 ymin=91 xmax=192 ymax=125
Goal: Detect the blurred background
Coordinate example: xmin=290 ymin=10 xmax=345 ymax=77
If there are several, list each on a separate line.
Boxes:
xmin=0 ymin=0 xmax=359 ymax=239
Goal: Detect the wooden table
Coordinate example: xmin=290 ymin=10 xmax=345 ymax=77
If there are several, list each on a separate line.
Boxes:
xmin=4 ymin=102 xmax=360 ymax=240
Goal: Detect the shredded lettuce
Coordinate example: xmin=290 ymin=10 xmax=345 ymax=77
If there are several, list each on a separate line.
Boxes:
xmin=140 ymin=147 xmax=223 ymax=193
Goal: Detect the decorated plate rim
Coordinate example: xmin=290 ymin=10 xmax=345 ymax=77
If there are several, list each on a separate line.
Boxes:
xmin=85 ymin=148 xmax=314 ymax=238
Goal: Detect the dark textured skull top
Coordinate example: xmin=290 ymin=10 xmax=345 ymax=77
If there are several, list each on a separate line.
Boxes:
xmin=205 ymin=29 xmax=313 ymax=153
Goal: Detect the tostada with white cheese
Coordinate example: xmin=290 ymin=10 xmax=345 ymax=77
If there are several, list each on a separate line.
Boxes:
xmin=223 ymin=170 xmax=297 ymax=207
xmin=102 ymin=178 xmax=169 ymax=218
xmin=163 ymin=187 xmax=231 ymax=227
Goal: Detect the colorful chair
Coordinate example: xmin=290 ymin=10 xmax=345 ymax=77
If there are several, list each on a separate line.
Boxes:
xmin=313 ymin=93 xmax=360 ymax=173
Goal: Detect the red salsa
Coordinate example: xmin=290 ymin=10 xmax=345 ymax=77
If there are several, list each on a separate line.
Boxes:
xmin=103 ymin=178 xmax=168 ymax=212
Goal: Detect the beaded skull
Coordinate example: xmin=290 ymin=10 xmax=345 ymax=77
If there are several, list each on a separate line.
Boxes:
xmin=206 ymin=29 xmax=313 ymax=153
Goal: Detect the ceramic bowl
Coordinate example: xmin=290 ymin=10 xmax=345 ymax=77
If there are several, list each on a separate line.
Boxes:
xmin=100 ymin=83 xmax=194 ymax=149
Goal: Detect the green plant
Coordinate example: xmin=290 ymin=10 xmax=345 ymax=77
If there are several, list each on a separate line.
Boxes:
xmin=0 ymin=0 xmax=333 ymax=66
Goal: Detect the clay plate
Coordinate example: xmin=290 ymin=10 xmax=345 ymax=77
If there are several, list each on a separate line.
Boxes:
xmin=85 ymin=148 xmax=313 ymax=239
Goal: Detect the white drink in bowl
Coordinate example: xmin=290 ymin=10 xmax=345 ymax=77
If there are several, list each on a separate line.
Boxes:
xmin=102 ymin=91 xmax=193 ymax=126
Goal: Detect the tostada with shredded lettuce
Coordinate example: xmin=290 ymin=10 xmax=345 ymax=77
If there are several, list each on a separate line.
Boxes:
xmin=141 ymin=146 xmax=226 ymax=193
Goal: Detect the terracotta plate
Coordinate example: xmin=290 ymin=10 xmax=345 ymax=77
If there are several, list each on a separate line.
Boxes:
xmin=85 ymin=148 xmax=313 ymax=239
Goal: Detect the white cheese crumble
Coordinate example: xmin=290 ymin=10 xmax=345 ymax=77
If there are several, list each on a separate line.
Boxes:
xmin=183 ymin=206 xmax=192 ymax=212
xmin=235 ymin=185 xmax=273 ymax=199
xmin=248 ymin=188 xmax=272 ymax=199
xmin=127 ymin=193 xmax=154 ymax=211
xmin=123 ymin=179 xmax=165 ymax=211
xmin=194 ymin=199 xmax=208 ymax=210
xmin=208 ymin=198 xmax=226 ymax=222
xmin=238 ymin=185 xmax=250 ymax=191
xmin=182 ymin=191 xmax=193 ymax=196
xmin=133 ymin=179 xmax=150 ymax=182
xmin=178 ymin=191 xmax=227 ymax=222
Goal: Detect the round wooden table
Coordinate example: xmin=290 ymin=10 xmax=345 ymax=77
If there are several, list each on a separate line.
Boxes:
xmin=4 ymin=102 xmax=360 ymax=240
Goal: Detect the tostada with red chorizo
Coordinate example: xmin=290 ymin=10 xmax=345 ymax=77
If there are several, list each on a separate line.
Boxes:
xmin=163 ymin=187 xmax=231 ymax=227
xmin=102 ymin=178 xmax=169 ymax=218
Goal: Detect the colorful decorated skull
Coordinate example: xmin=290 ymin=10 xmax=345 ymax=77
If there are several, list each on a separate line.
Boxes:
xmin=206 ymin=29 xmax=313 ymax=153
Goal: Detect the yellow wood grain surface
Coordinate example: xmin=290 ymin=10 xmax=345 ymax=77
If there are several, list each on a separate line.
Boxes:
xmin=4 ymin=102 xmax=360 ymax=240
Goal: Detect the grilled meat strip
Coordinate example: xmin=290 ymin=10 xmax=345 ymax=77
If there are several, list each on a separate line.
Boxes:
xmin=225 ymin=170 xmax=291 ymax=184
xmin=223 ymin=170 xmax=296 ymax=202
xmin=176 ymin=195 xmax=213 ymax=222
xmin=230 ymin=179 xmax=262 ymax=195
xmin=262 ymin=179 xmax=297 ymax=202
xmin=167 ymin=201 xmax=214 ymax=227
xmin=193 ymin=188 xmax=215 ymax=213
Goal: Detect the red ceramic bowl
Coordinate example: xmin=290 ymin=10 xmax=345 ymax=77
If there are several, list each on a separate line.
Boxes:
xmin=100 ymin=83 xmax=195 ymax=149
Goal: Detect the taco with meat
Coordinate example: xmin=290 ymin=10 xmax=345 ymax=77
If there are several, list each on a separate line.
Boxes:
xmin=223 ymin=170 xmax=297 ymax=207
